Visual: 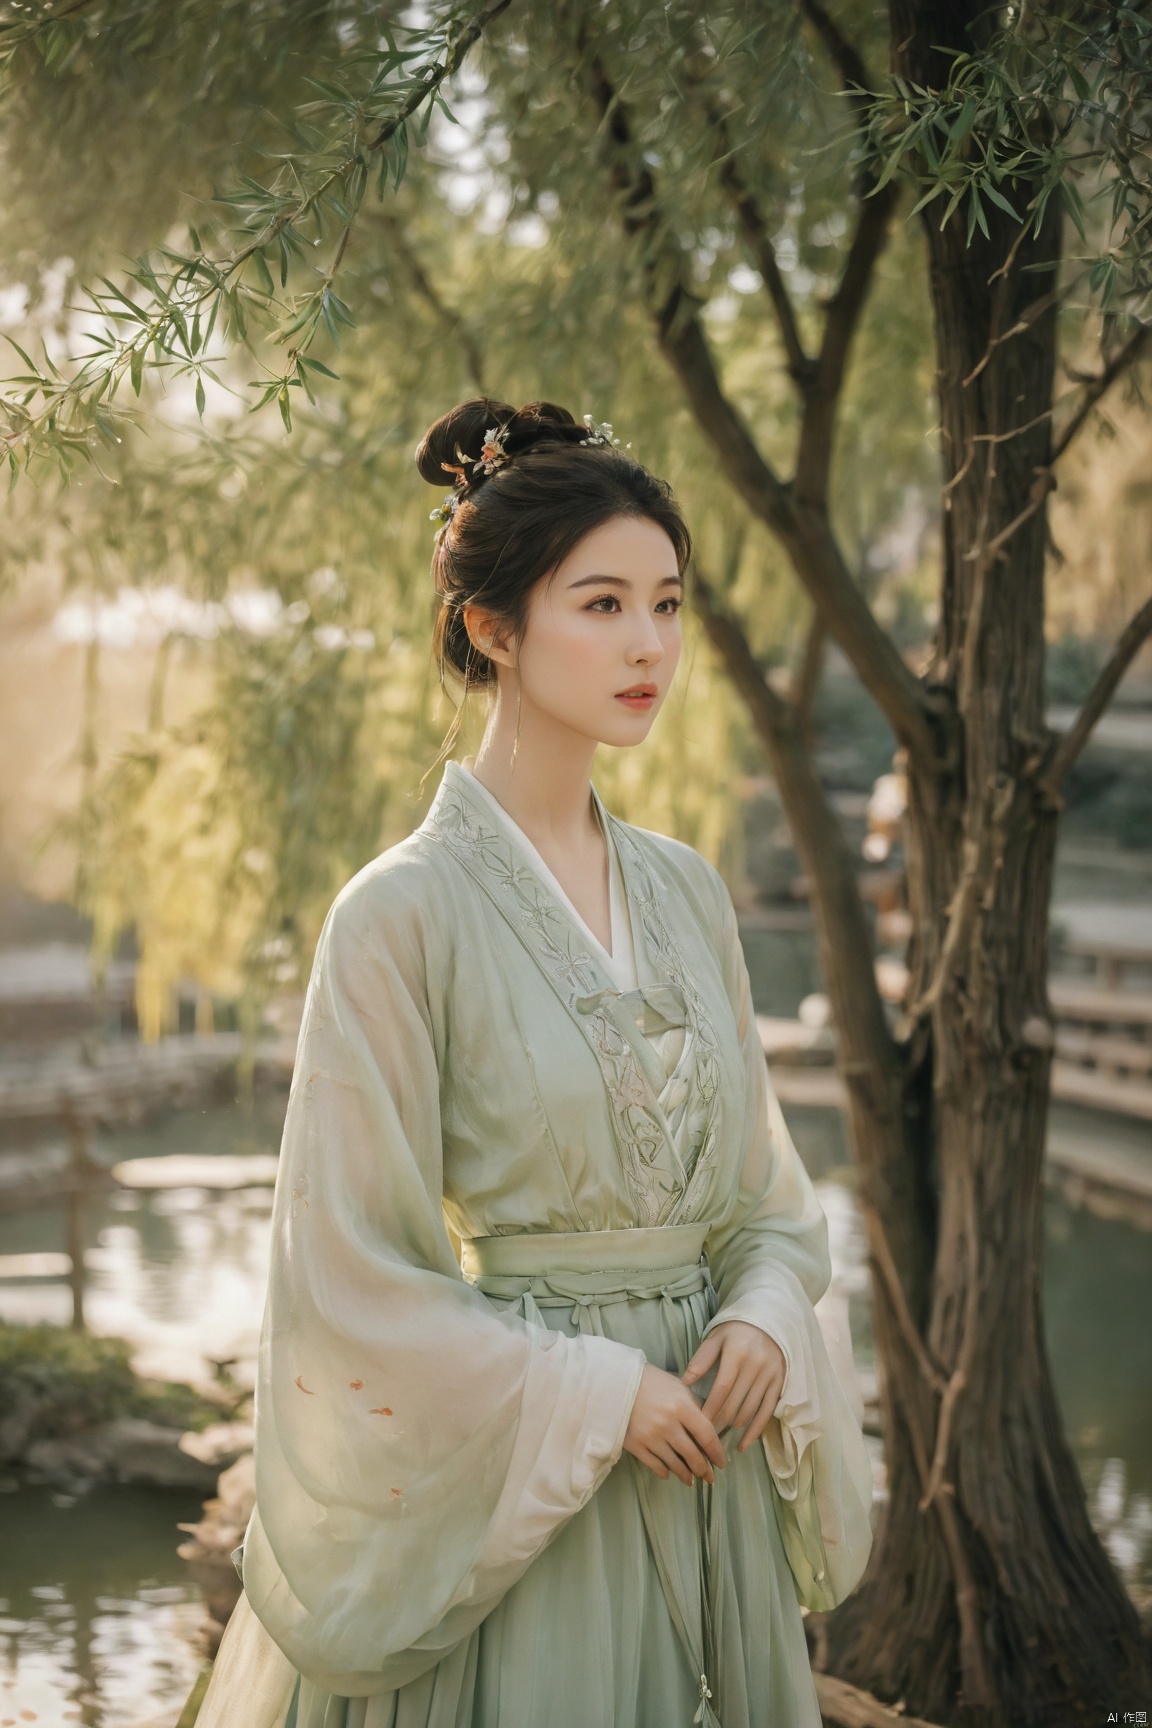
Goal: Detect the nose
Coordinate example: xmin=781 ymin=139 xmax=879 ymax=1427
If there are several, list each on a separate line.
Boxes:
xmin=626 ymin=611 xmax=666 ymax=667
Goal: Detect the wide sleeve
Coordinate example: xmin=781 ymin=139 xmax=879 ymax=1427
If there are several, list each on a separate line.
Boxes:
xmin=697 ymin=868 xmax=874 ymax=1611
xmin=241 ymin=860 xmax=648 ymax=1696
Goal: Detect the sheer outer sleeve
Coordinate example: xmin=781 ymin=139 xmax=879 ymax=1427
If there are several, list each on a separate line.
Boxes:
xmin=242 ymin=856 xmax=648 ymax=1696
xmin=696 ymin=867 xmax=874 ymax=1611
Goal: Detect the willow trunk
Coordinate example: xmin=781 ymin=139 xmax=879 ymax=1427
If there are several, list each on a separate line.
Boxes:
xmin=811 ymin=6 xmax=1151 ymax=1716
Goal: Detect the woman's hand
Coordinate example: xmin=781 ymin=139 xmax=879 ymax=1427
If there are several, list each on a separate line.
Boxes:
xmin=682 ymin=1320 xmax=786 ymax=1453
xmin=623 ymin=1363 xmax=728 ymax=1486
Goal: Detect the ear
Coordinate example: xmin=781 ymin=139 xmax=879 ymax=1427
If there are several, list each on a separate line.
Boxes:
xmin=462 ymin=602 xmax=517 ymax=669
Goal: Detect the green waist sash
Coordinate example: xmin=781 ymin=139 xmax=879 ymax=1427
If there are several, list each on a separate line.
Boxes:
xmin=459 ymin=1222 xmax=710 ymax=1279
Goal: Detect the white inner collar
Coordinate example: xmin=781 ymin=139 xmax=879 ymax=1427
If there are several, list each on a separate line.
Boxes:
xmin=458 ymin=763 xmax=638 ymax=991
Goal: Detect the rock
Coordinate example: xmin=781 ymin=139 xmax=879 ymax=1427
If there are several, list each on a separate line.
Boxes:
xmin=178 ymin=1420 xmax=254 ymax=1470
xmin=110 ymin=1418 xmax=222 ymax=1488
xmin=23 ymin=1429 xmax=108 ymax=1478
xmin=24 ymin=1417 xmax=220 ymax=1489
xmin=0 ymin=1383 xmax=43 ymax=1462
xmin=178 ymin=1451 xmax=256 ymax=1652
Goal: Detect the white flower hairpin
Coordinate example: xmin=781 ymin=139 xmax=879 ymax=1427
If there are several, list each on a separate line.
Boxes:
xmin=432 ymin=431 xmax=504 ymax=530
xmin=475 ymin=424 xmax=511 ymax=475
xmin=579 ymin=413 xmax=631 ymax=449
xmin=430 ymin=414 xmax=632 ymax=534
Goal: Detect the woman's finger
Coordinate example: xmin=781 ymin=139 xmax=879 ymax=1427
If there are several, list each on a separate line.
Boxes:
xmin=731 ymin=1371 xmax=774 ymax=1435
xmin=682 ymin=1331 xmax=724 ymax=1387
xmin=737 ymin=1386 xmax=783 ymax=1452
xmin=653 ymin=1438 xmax=694 ymax=1487
xmin=713 ymin=1354 xmax=775 ymax=1433
xmin=699 ymin=1353 xmax=743 ymax=1427
xmin=634 ymin=1445 xmax=670 ymax=1480
xmin=739 ymin=1410 xmax=774 ymax=1450
xmin=670 ymin=1426 xmax=717 ymax=1484
xmin=684 ymin=1402 xmax=729 ymax=1471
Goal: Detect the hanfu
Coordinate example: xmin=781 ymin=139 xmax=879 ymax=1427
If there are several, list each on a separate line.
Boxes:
xmin=194 ymin=758 xmax=873 ymax=1728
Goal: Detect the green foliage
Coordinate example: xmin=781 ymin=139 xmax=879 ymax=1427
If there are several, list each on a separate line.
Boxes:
xmin=3 ymin=0 xmax=1147 ymax=479
xmin=857 ymin=2 xmax=1152 ymax=312
xmin=0 ymin=0 xmax=339 ymax=265
xmin=0 ymin=0 xmax=509 ymax=475
xmin=0 ymin=0 xmax=943 ymax=1012
xmin=0 ymin=1320 xmax=219 ymax=1445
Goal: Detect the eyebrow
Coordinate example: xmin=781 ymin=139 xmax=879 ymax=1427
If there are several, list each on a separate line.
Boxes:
xmin=566 ymin=573 xmax=683 ymax=590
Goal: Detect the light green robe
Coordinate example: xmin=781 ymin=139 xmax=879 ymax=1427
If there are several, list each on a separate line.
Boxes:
xmin=195 ymin=760 xmax=873 ymax=1728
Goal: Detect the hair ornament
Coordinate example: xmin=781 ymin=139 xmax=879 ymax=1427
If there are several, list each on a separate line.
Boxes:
xmin=429 ymin=409 xmax=633 ymax=535
xmin=579 ymin=413 xmax=631 ymax=450
xmin=475 ymin=423 xmax=511 ymax=476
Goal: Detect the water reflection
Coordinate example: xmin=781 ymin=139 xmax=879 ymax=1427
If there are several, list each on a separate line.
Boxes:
xmin=1043 ymin=1193 xmax=1152 ymax=1611
xmin=0 ymin=1097 xmax=283 ymax=1386
xmin=0 ymin=1484 xmax=206 ymax=1728
xmin=1044 ymin=1196 xmax=1152 ymax=1496
xmin=786 ymin=1101 xmax=1152 ymax=1614
xmin=0 ymin=1091 xmax=1149 ymax=1722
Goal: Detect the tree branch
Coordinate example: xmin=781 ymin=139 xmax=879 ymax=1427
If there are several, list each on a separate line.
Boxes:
xmin=814 ymin=1672 xmax=945 ymax=1728
xmin=670 ymin=308 xmax=935 ymax=755
xmin=860 ymin=1199 xmax=948 ymax=1395
xmin=795 ymin=176 xmax=900 ymax=501
xmin=788 ymin=0 xmax=901 ymax=499
xmin=797 ymin=0 xmax=873 ymax=117
xmin=367 ymin=0 xmax=513 ymax=152
xmin=691 ymin=570 xmax=793 ymax=737
xmin=581 ymin=48 xmax=937 ymax=763
xmin=692 ymin=563 xmax=899 ymax=1073
xmin=713 ymin=141 xmax=813 ymax=388
xmin=947 ymin=322 xmax=1149 ymax=598
xmin=376 ymin=213 xmax=488 ymax=395
xmin=1045 ymin=594 xmax=1152 ymax=790
xmin=698 ymin=47 xmax=900 ymax=503
xmin=1050 ymin=323 xmax=1151 ymax=465
xmin=900 ymin=776 xmax=1016 ymax=1031
xmin=1 ymin=0 xmax=514 ymax=461
xmin=793 ymin=611 xmax=827 ymax=730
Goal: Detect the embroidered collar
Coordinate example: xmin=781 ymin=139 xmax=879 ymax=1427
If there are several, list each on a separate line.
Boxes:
xmin=422 ymin=761 xmax=724 ymax=1228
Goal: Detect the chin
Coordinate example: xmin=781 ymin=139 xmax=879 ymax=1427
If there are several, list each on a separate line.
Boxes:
xmin=593 ymin=710 xmax=661 ymax=749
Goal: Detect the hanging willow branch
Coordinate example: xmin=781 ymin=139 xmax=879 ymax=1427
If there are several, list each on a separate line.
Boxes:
xmin=0 ymin=0 xmax=512 ymax=476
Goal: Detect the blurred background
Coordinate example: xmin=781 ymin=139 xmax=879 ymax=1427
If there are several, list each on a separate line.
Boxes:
xmin=0 ymin=4 xmax=1150 ymax=1724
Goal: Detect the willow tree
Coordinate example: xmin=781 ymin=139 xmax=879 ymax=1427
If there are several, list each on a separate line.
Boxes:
xmin=2 ymin=2 xmax=1151 ymax=1723
xmin=510 ymin=8 xmax=1152 ymax=1722
xmin=0 ymin=0 xmax=761 ymax=1026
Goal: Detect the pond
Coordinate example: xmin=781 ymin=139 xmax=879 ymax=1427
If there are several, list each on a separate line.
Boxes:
xmin=1 ymin=1092 xmax=1150 ymax=1725
xmin=0 ymin=1484 xmax=205 ymax=1728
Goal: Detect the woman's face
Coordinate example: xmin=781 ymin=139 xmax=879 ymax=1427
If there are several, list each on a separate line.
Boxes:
xmin=472 ymin=514 xmax=684 ymax=749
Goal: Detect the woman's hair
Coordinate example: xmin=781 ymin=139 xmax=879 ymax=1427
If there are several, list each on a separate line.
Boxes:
xmin=414 ymin=397 xmax=692 ymax=692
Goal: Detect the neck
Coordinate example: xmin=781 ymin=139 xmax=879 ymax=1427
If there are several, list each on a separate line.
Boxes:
xmin=468 ymin=678 xmax=600 ymax=852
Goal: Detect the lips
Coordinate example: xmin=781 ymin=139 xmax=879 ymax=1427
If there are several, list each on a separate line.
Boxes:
xmin=616 ymin=683 xmax=657 ymax=698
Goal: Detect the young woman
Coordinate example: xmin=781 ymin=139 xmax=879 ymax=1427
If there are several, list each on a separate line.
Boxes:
xmin=195 ymin=399 xmax=873 ymax=1728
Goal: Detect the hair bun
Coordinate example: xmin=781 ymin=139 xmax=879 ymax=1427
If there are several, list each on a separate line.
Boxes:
xmin=414 ymin=397 xmax=582 ymax=488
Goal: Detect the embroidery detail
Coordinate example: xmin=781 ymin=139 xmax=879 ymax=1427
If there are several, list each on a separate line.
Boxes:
xmin=609 ymin=820 xmax=725 ymax=1221
xmin=426 ymin=779 xmax=724 ymax=1227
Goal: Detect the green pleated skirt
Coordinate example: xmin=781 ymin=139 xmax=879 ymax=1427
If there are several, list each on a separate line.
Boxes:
xmin=279 ymin=1259 xmax=821 ymax=1728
